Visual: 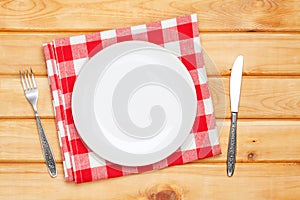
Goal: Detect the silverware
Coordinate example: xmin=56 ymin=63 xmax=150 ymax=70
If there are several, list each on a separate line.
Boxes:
xmin=20 ymin=69 xmax=57 ymax=178
xmin=227 ymin=55 xmax=244 ymax=177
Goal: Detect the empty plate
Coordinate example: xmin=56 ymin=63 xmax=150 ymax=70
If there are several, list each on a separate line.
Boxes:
xmin=72 ymin=41 xmax=197 ymax=166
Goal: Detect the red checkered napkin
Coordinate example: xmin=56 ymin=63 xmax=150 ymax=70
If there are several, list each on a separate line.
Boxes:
xmin=43 ymin=14 xmax=221 ymax=183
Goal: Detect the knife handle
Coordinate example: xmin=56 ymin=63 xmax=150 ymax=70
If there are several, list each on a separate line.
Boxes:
xmin=227 ymin=112 xmax=237 ymax=177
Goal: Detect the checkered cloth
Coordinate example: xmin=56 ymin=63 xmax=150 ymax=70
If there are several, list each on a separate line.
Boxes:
xmin=43 ymin=14 xmax=221 ymax=184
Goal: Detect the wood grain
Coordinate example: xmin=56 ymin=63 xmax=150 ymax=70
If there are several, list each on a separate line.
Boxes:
xmin=0 ymin=163 xmax=299 ymax=200
xmin=1 ymin=119 xmax=299 ymax=163
xmin=0 ymin=76 xmax=54 ymax=117
xmin=0 ymin=33 xmax=299 ymax=76
xmin=0 ymin=119 xmax=60 ymax=162
xmin=1 ymin=76 xmax=300 ymax=119
xmin=209 ymin=77 xmax=300 ymax=119
xmin=0 ymin=0 xmax=299 ymax=32
xmin=201 ymin=33 xmax=300 ymax=76
xmin=0 ymin=33 xmax=67 ymax=75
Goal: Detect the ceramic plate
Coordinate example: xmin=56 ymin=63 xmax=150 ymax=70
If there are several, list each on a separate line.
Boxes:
xmin=72 ymin=41 xmax=197 ymax=166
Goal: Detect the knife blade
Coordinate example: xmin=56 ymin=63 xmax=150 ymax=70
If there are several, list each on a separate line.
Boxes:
xmin=227 ymin=55 xmax=244 ymax=177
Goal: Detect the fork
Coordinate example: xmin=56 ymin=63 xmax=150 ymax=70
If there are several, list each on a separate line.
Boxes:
xmin=20 ymin=69 xmax=57 ymax=178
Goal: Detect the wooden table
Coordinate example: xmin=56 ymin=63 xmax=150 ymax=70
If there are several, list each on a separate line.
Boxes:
xmin=1 ymin=0 xmax=299 ymax=199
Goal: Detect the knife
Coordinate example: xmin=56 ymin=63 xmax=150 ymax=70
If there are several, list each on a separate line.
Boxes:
xmin=227 ymin=55 xmax=244 ymax=177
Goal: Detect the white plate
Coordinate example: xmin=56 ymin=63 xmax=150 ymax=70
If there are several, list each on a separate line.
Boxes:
xmin=72 ymin=41 xmax=197 ymax=166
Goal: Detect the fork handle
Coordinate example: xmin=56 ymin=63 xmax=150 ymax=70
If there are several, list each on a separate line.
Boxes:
xmin=35 ymin=112 xmax=57 ymax=177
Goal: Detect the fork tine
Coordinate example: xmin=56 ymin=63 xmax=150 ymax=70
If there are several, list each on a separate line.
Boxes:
xmin=25 ymin=70 xmax=32 ymax=89
xmin=19 ymin=71 xmax=26 ymax=91
xmin=30 ymin=68 xmax=37 ymax=88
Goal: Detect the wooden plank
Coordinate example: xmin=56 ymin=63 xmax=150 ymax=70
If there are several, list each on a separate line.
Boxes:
xmin=0 ymin=33 xmax=299 ymax=76
xmin=0 ymin=76 xmax=54 ymax=117
xmin=202 ymin=33 xmax=300 ymax=76
xmin=0 ymin=119 xmax=60 ymax=162
xmin=0 ymin=33 xmax=68 ymax=75
xmin=216 ymin=119 xmax=300 ymax=163
xmin=1 ymin=119 xmax=299 ymax=163
xmin=1 ymin=76 xmax=300 ymax=118
xmin=209 ymin=77 xmax=300 ymax=119
xmin=0 ymin=163 xmax=299 ymax=199
xmin=0 ymin=0 xmax=299 ymax=32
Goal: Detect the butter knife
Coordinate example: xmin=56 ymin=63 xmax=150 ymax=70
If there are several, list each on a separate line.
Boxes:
xmin=227 ymin=55 xmax=244 ymax=177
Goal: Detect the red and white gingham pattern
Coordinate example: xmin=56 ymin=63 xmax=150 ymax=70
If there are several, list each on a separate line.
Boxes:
xmin=43 ymin=14 xmax=221 ymax=183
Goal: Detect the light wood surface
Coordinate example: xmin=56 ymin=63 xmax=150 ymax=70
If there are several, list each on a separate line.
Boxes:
xmin=1 ymin=119 xmax=300 ymax=163
xmin=1 ymin=33 xmax=300 ymax=76
xmin=0 ymin=163 xmax=299 ymax=200
xmin=0 ymin=0 xmax=299 ymax=199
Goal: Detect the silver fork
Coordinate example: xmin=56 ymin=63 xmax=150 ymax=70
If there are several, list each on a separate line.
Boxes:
xmin=20 ymin=69 xmax=57 ymax=178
